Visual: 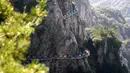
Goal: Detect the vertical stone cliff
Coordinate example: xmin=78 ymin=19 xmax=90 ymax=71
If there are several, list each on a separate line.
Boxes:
xmin=27 ymin=0 xmax=93 ymax=73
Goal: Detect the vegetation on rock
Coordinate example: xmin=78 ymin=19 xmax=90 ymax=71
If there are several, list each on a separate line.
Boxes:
xmin=84 ymin=25 xmax=128 ymax=73
xmin=86 ymin=25 xmax=119 ymax=41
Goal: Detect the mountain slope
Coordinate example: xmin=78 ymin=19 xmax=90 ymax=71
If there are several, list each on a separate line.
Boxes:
xmin=89 ymin=0 xmax=130 ymax=23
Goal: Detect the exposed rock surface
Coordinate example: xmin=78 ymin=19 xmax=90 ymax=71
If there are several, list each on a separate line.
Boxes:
xmin=84 ymin=26 xmax=129 ymax=73
xmin=91 ymin=7 xmax=130 ymax=69
xmin=27 ymin=0 xmax=92 ymax=73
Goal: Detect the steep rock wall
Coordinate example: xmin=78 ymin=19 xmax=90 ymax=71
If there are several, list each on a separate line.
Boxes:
xmin=84 ymin=26 xmax=129 ymax=73
xmin=26 ymin=0 xmax=93 ymax=73
xmin=90 ymin=7 xmax=130 ymax=69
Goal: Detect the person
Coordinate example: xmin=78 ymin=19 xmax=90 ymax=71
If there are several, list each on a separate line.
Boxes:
xmin=84 ymin=49 xmax=90 ymax=57
xmin=72 ymin=1 xmax=78 ymax=14
xmin=80 ymin=47 xmax=90 ymax=57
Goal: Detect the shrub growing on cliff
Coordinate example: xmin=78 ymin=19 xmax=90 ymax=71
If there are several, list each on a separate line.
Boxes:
xmin=0 ymin=0 xmax=48 ymax=73
xmin=85 ymin=25 xmax=122 ymax=49
xmin=87 ymin=25 xmax=118 ymax=40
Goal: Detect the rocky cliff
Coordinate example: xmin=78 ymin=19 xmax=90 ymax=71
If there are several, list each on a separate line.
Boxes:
xmin=84 ymin=26 xmax=129 ymax=73
xmin=91 ymin=6 xmax=130 ymax=69
xmin=27 ymin=0 xmax=92 ymax=73
xmin=11 ymin=0 xmax=130 ymax=73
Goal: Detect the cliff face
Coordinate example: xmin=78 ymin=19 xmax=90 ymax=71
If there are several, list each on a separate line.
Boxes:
xmin=29 ymin=0 xmax=92 ymax=57
xmin=11 ymin=0 xmax=129 ymax=73
xmin=27 ymin=0 xmax=93 ymax=73
xmin=91 ymin=7 xmax=130 ymax=69
xmin=84 ymin=26 xmax=129 ymax=73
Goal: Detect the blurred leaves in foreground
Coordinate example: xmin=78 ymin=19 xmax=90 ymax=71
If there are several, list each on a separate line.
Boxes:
xmin=0 ymin=0 xmax=48 ymax=73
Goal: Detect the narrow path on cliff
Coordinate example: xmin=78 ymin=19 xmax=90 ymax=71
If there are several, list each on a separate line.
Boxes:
xmin=26 ymin=51 xmax=94 ymax=73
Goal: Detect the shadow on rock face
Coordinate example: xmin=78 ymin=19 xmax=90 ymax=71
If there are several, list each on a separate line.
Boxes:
xmin=67 ymin=66 xmax=88 ymax=73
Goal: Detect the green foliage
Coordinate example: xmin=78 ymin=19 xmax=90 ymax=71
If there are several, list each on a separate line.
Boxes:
xmin=0 ymin=0 xmax=48 ymax=73
xmin=85 ymin=25 xmax=122 ymax=50
xmin=87 ymin=25 xmax=118 ymax=41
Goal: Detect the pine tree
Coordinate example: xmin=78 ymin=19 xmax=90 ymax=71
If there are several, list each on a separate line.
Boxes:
xmin=0 ymin=0 xmax=48 ymax=73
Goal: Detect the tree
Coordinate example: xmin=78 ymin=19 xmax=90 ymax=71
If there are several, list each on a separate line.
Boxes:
xmin=0 ymin=0 xmax=48 ymax=73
